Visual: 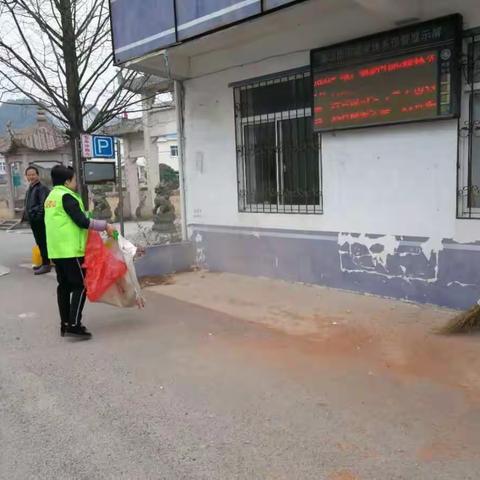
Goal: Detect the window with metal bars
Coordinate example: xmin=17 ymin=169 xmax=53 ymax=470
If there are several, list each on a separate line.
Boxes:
xmin=233 ymin=69 xmax=322 ymax=214
xmin=458 ymin=31 xmax=480 ymax=219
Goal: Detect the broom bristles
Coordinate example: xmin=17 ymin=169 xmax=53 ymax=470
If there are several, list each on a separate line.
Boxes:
xmin=438 ymin=304 xmax=480 ymax=334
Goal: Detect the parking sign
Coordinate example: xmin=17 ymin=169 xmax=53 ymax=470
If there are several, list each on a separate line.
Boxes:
xmin=92 ymin=135 xmax=115 ymax=159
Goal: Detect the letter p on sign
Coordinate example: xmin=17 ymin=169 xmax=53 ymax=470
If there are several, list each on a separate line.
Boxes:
xmin=92 ymin=135 xmax=115 ymax=159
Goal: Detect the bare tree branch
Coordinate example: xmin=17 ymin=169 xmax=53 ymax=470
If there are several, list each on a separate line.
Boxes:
xmin=0 ymin=0 xmax=153 ymax=139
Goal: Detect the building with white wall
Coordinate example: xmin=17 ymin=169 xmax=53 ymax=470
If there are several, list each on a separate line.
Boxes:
xmin=110 ymin=0 xmax=480 ymax=309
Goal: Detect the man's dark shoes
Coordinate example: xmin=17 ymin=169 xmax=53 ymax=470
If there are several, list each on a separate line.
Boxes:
xmin=34 ymin=265 xmax=51 ymax=275
xmin=62 ymin=325 xmax=92 ymax=340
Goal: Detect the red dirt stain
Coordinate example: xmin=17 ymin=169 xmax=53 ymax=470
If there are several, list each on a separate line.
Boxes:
xmin=417 ymin=441 xmax=464 ymax=462
xmin=286 ymin=322 xmax=480 ymax=398
xmin=328 ymin=470 xmax=359 ymax=480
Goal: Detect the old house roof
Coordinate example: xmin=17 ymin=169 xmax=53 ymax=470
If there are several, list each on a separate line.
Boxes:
xmin=0 ymin=109 xmax=68 ymax=155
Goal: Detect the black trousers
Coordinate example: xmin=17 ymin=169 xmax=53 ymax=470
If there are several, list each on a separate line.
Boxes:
xmin=30 ymin=220 xmax=49 ymax=265
xmin=53 ymin=258 xmax=86 ymax=327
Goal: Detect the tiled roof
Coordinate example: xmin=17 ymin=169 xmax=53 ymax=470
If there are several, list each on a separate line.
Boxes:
xmin=0 ymin=118 xmax=68 ymax=154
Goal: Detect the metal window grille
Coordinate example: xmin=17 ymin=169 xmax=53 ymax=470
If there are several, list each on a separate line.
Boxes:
xmin=234 ymin=70 xmax=323 ymax=214
xmin=458 ymin=31 xmax=480 ymax=219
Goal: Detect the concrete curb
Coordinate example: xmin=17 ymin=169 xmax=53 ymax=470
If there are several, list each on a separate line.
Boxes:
xmin=135 ymin=242 xmax=195 ymax=278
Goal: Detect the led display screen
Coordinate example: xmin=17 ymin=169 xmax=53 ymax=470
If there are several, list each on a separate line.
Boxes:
xmin=311 ymin=15 xmax=462 ymax=132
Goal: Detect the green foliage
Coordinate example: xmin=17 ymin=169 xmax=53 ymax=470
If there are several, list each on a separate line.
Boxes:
xmin=159 ymin=163 xmax=179 ymax=190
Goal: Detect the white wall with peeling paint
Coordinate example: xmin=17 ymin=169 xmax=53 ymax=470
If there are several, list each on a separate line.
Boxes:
xmin=182 ymin=1 xmax=480 ymax=248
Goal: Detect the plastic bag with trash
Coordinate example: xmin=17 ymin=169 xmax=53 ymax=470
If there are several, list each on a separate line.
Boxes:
xmin=84 ymin=231 xmax=145 ymax=308
xmin=83 ymin=231 xmax=127 ymax=302
xmin=101 ymin=234 xmax=145 ymax=308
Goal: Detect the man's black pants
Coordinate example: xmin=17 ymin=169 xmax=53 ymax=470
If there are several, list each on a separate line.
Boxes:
xmin=30 ymin=220 xmax=49 ymax=266
xmin=53 ymin=258 xmax=86 ymax=327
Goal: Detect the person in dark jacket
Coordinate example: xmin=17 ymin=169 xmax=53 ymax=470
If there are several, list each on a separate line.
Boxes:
xmin=23 ymin=165 xmax=51 ymax=275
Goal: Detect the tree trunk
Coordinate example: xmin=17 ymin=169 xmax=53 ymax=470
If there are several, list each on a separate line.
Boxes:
xmin=58 ymin=0 xmax=87 ymax=205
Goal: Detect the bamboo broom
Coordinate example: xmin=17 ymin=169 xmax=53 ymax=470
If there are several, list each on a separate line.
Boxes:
xmin=439 ymin=300 xmax=480 ymax=334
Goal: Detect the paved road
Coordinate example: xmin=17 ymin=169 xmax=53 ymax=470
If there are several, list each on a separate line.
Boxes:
xmin=1 ymin=231 xmax=479 ymax=480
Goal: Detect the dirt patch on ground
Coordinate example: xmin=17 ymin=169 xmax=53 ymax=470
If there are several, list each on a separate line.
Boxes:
xmin=147 ymin=271 xmax=455 ymax=334
xmin=313 ymin=323 xmax=480 ymax=396
xmin=328 ymin=471 xmax=360 ymax=480
xmin=139 ymin=275 xmax=176 ymax=288
xmin=417 ymin=441 xmax=466 ymax=462
xmin=148 ymin=271 xmax=480 ymax=396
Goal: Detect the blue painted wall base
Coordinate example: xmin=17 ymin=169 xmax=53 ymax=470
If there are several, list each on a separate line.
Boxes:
xmin=191 ymin=225 xmax=480 ymax=310
xmin=135 ymin=242 xmax=195 ymax=278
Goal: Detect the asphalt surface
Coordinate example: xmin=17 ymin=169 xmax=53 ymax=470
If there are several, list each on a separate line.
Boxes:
xmin=1 ymin=231 xmax=480 ymax=480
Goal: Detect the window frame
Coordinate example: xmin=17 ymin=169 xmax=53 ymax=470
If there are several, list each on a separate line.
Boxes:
xmin=458 ymin=30 xmax=480 ymax=219
xmin=233 ymin=68 xmax=323 ymax=215
xmin=170 ymin=145 xmax=179 ymax=157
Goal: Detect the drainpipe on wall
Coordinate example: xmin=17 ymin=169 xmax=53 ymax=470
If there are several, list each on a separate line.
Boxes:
xmin=174 ymin=79 xmax=188 ymax=242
